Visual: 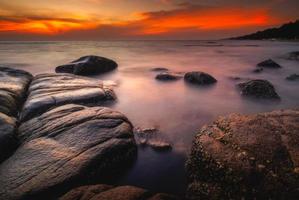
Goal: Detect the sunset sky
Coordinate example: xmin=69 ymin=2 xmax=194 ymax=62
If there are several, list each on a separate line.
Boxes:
xmin=0 ymin=0 xmax=298 ymax=40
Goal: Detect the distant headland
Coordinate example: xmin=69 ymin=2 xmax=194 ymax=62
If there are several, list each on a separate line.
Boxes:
xmin=230 ymin=20 xmax=299 ymax=40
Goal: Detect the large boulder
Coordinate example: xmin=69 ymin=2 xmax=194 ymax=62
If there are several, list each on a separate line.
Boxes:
xmin=59 ymin=184 xmax=178 ymax=200
xmin=0 ymin=112 xmax=17 ymax=163
xmin=184 ymin=71 xmax=217 ymax=85
xmin=0 ymin=104 xmax=136 ymax=200
xmin=56 ymin=55 xmax=117 ymax=75
xmin=0 ymin=67 xmax=32 ymax=116
xmin=238 ymin=79 xmax=280 ymax=99
xmin=186 ymin=109 xmax=299 ymax=199
xmin=20 ymin=73 xmax=116 ymax=122
xmin=257 ymin=59 xmax=281 ymax=68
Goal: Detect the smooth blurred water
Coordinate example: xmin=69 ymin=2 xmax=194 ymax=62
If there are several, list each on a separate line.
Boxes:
xmin=0 ymin=40 xmax=298 ymax=196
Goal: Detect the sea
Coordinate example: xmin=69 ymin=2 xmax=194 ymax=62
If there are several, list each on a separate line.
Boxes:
xmin=0 ymin=40 xmax=298 ymax=196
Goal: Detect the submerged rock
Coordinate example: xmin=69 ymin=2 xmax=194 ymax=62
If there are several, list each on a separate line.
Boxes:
xmin=186 ymin=109 xmax=299 ymax=199
xmin=0 ymin=104 xmax=136 ymax=200
xmin=151 ymin=67 xmax=169 ymax=72
xmin=238 ymin=79 xmax=280 ymax=99
xmin=0 ymin=112 xmax=17 ymax=163
xmin=184 ymin=71 xmax=217 ymax=85
xmin=0 ymin=67 xmax=32 ymax=116
xmin=257 ymin=59 xmax=281 ymax=68
xmin=155 ymin=72 xmax=182 ymax=81
xmin=134 ymin=127 xmax=172 ymax=151
xmin=56 ymin=55 xmax=117 ymax=75
xmin=20 ymin=73 xmax=115 ymax=122
xmin=253 ymin=68 xmax=263 ymax=73
xmin=288 ymin=51 xmax=299 ymax=60
xmin=59 ymin=184 xmax=179 ymax=200
xmin=286 ymin=74 xmax=299 ymax=81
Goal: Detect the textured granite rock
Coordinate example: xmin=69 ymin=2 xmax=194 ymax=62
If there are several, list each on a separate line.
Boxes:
xmin=0 ymin=104 xmax=137 ymax=200
xmin=186 ymin=109 xmax=299 ymax=199
xmin=20 ymin=73 xmax=116 ymax=122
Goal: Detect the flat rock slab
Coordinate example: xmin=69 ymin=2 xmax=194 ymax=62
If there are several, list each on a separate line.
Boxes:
xmin=59 ymin=184 xmax=179 ymax=200
xmin=0 ymin=112 xmax=17 ymax=163
xmin=186 ymin=109 xmax=299 ymax=199
xmin=20 ymin=73 xmax=116 ymax=122
xmin=0 ymin=104 xmax=136 ymax=200
xmin=0 ymin=67 xmax=33 ymax=116
xmin=56 ymin=55 xmax=118 ymax=75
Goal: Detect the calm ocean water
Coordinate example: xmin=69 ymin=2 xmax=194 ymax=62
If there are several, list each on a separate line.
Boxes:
xmin=0 ymin=40 xmax=298 ymax=196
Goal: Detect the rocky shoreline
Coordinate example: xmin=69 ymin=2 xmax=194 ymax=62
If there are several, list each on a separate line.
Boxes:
xmin=0 ymin=55 xmax=298 ymax=199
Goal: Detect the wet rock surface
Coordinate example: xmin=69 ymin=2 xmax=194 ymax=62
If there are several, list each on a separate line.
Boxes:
xmin=286 ymin=73 xmax=299 ymax=81
xmin=20 ymin=73 xmax=116 ymax=122
xmin=186 ymin=109 xmax=299 ymax=199
xmin=257 ymin=59 xmax=281 ymax=68
xmin=184 ymin=71 xmax=217 ymax=85
xmin=59 ymin=184 xmax=179 ymax=200
xmin=238 ymin=79 xmax=280 ymax=99
xmin=0 ymin=112 xmax=17 ymax=163
xmin=0 ymin=67 xmax=33 ymax=116
xmin=155 ymin=72 xmax=182 ymax=81
xmin=134 ymin=127 xmax=172 ymax=151
xmin=56 ymin=55 xmax=118 ymax=75
xmin=0 ymin=104 xmax=137 ymax=200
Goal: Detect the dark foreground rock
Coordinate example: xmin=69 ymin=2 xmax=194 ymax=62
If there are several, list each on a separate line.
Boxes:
xmin=0 ymin=112 xmax=17 ymax=163
xmin=59 ymin=184 xmax=179 ymax=200
xmin=20 ymin=73 xmax=115 ymax=122
xmin=186 ymin=109 xmax=299 ymax=199
xmin=184 ymin=71 xmax=217 ymax=85
xmin=238 ymin=79 xmax=280 ymax=99
xmin=286 ymin=74 xmax=299 ymax=81
xmin=257 ymin=59 xmax=281 ymax=68
xmin=0 ymin=104 xmax=136 ymax=200
xmin=56 ymin=55 xmax=117 ymax=75
xmin=0 ymin=67 xmax=32 ymax=116
xmin=155 ymin=72 xmax=182 ymax=81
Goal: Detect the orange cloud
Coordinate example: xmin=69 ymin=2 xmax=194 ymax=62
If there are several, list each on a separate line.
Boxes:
xmin=132 ymin=7 xmax=279 ymax=35
xmin=0 ymin=17 xmax=99 ymax=34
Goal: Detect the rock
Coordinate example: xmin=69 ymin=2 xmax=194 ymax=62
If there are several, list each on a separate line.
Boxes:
xmin=151 ymin=67 xmax=169 ymax=72
xmin=0 ymin=104 xmax=137 ymax=200
xmin=257 ymin=59 xmax=281 ymax=68
xmin=20 ymin=73 xmax=116 ymax=122
xmin=0 ymin=112 xmax=17 ymax=163
xmin=253 ymin=68 xmax=263 ymax=73
xmin=59 ymin=184 xmax=179 ymax=200
xmin=184 ymin=71 xmax=217 ymax=85
xmin=288 ymin=51 xmax=299 ymax=60
xmin=238 ymin=79 xmax=280 ymax=99
xmin=56 ymin=55 xmax=117 ymax=75
xmin=0 ymin=67 xmax=33 ymax=116
xmin=134 ymin=127 xmax=172 ymax=151
xmin=286 ymin=74 xmax=299 ymax=81
xmin=155 ymin=72 xmax=182 ymax=81
xmin=186 ymin=109 xmax=299 ymax=199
